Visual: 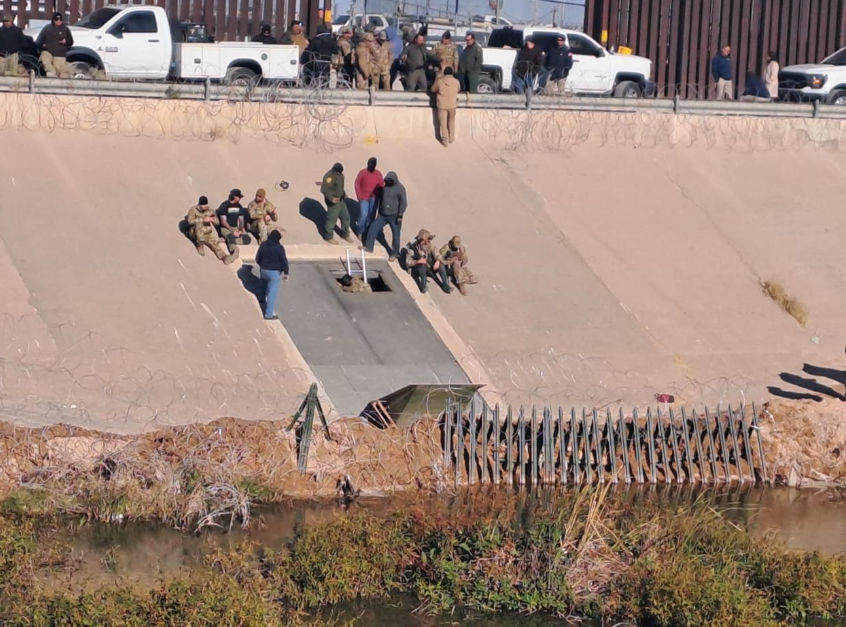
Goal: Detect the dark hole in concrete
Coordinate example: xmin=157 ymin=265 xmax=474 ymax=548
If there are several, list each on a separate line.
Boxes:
xmin=333 ymin=271 xmax=391 ymax=293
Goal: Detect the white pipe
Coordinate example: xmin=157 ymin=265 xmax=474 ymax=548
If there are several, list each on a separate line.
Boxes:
xmin=361 ymin=247 xmax=367 ymax=284
xmin=345 ymin=249 xmax=351 ymax=276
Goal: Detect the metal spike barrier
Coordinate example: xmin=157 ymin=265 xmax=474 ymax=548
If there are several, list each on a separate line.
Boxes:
xmin=439 ymin=401 xmax=770 ymax=487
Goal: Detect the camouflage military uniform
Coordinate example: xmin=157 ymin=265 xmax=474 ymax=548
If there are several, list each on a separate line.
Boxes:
xmin=439 ymin=236 xmax=477 ymax=294
xmin=337 ymin=33 xmax=356 ymax=85
xmin=247 ymin=196 xmax=278 ymax=243
xmin=186 ymin=204 xmax=230 ymax=261
xmin=355 ymin=33 xmax=377 ymax=89
xmin=433 ymin=40 xmax=459 ymax=77
xmin=375 ymin=36 xmax=393 ymax=90
xmin=407 ymin=229 xmax=450 ymax=294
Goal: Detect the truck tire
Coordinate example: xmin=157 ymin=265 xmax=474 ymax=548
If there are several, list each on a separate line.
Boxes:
xmin=826 ymin=89 xmax=846 ymax=106
xmin=613 ymin=80 xmax=642 ymax=98
xmin=225 ymin=67 xmax=259 ymax=87
xmin=477 ymin=76 xmax=498 ymax=94
xmin=69 ymin=61 xmax=94 ymax=79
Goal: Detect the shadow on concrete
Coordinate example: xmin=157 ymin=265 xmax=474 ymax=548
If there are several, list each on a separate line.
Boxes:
xmin=237 ymin=263 xmax=265 ymax=311
xmin=300 ymin=197 xmax=360 ymax=238
xmin=768 ymin=364 xmax=846 ymax=402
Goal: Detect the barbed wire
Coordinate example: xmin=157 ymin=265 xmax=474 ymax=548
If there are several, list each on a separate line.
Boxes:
xmin=1 ymin=75 xmax=845 ymax=152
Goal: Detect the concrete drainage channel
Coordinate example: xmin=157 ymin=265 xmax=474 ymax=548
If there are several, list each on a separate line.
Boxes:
xmin=236 ymin=250 xmax=470 ymax=418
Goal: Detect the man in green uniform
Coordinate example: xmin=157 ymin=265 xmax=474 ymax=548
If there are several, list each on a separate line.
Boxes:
xmin=186 ymin=196 xmax=238 ymax=264
xmin=320 ymin=163 xmax=354 ymax=245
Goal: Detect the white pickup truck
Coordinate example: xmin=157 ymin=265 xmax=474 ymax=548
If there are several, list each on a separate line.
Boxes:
xmin=24 ymin=4 xmax=300 ymax=84
xmin=779 ymin=47 xmax=846 ymax=104
xmin=481 ymin=26 xmax=654 ymax=97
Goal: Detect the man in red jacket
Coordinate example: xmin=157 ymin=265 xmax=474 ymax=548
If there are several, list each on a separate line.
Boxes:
xmin=354 ymin=157 xmax=384 ymax=238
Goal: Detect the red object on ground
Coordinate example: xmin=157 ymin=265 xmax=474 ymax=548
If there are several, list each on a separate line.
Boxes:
xmin=655 ymin=393 xmax=675 ymax=403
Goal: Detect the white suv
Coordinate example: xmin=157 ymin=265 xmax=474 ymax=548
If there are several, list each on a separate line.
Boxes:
xmin=481 ymin=26 xmax=654 ymax=97
xmin=779 ymin=47 xmax=846 ymax=104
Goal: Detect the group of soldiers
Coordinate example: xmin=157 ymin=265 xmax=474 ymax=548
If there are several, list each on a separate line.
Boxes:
xmin=340 ymin=28 xmax=394 ymax=90
xmin=185 ymin=188 xmax=283 ymax=265
xmin=407 ymin=230 xmax=478 ymax=296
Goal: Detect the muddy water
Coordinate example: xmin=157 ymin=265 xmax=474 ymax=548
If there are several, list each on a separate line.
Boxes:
xmin=51 ymin=485 xmax=846 ymax=625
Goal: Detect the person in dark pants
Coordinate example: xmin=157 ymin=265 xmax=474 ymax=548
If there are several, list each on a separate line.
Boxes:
xmin=215 ymin=188 xmax=249 ymax=254
xmin=256 ymin=230 xmax=289 ymax=320
xmin=458 ymin=33 xmax=483 ymax=92
xmin=407 ymin=229 xmax=450 ymax=294
xmin=740 ymin=70 xmax=770 ymax=102
xmin=362 ymin=171 xmax=406 ymax=259
xmin=401 ymin=33 xmax=430 ymax=92
xmin=544 ymin=35 xmax=572 ymax=95
xmin=320 ymin=163 xmax=354 ymax=245
xmin=513 ymin=38 xmax=543 ymax=94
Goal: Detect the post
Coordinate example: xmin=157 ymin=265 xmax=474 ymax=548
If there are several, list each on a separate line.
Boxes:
xmin=632 ymin=407 xmax=644 ymax=483
xmin=345 ymin=248 xmax=352 ymax=275
xmin=570 ymin=408 xmax=580 ymax=484
xmin=493 ymin=404 xmax=500 ymax=485
xmin=361 ymin=247 xmax=367 ymax=285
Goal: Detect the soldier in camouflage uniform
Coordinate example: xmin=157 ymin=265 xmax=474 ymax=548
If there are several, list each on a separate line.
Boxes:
xmin=376 ymin=30 xmax=393 ymax=90
xmin=433 ymin=31 xmax=459 ymax=78
xmin=186 ymin=196 xmax=238 ymax=264
xmin=336 ymin=27 xmax=356 ymax=86
xmin=247 ymin=188 xmax=281 ymax=244
xmin=355 ymin=32 xmax=380 ymax=89
xmin=439 ymin=235 xmax=477 ymax=295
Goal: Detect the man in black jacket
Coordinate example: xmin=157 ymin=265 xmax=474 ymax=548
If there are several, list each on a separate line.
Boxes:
xmin=513 ymin=38 xmax=542 ymax=94
xmin=302 ymin=23 xmax=338 ymax=84
xmin=544 ymin=35 xmax=572 ymax=95
xmin=256 ymin=230 xmax=289 ymax=320
xmin=36 ymin=12 xmax=73 ymax=78
xmin=458 ymin=33 xmax=483 ymax=92
xmin=0 ymin=15 xmax=28 ymax=76
xmin=252 ymin=25 xmax=277 ymax=45
xmin=401 ymin=33 xmax=431 ymax=92
xmin=362 ymin=170 xmax=406 ymax=260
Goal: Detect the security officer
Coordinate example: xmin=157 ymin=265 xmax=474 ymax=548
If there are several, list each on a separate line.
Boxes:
xmin=247 ymin=188 xmax=279 ymax=244
xmin=336 ymin=26 xmax=356 ymax=86
xmin=320 ymin=163 xmax=354 ymax=245
xmin=186 ymin=196 xmax=238 ymax=264
xmin=376 ymin=30 xmax=393 ymax=90
xmin=355 ymin=31 xmax=377 ymax=89
xmin=433 ymin=31 xmax=458 ymax=78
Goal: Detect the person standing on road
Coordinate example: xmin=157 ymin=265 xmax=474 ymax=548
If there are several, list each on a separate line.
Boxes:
xmin=433 ymin=31 xmax=459 ymax=79
xmin=256 ymin=230 xmax=289 ymax=321
xmin=764 ymin=50 xmax=780 ymax=101
xmin=355 ymin=32 xmax=378 ymax=89
xmin=336 ymin=27 xmax=356 ymax=86
xmin=36 ymin=12 xmax=73 ymax=78
xmin=458 ymin=33 xmax=483 ymax=93
xmin=545 ymin=35 xmax=572 ymax=95
xmin=252 ymin=24 xmax=278 ymax=44
xmin=280 ymin=19 xmax=308 ymax=54
xmin=513 ymin=38 xmax=543 ymax=94
xmin=362 ymin=171 xmax=406 ymax=260
xmin=432 ymin=67 xmax=460 ymax=146
xmin=711 ymin=44 xmax=733 ymax=100
xmin=401 ymin=33 xmax=430 ymax=92
xmin=320 ymin=163 xmax=354 ymax=245
xmin=0 ymin=14 xmax=28 ymax=77
xmin=354 ymin=157 xmax=384 ymax=238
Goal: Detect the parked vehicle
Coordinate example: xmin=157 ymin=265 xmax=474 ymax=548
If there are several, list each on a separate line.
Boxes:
xmin=23 ymin=5 xmax=300 ymax=84
xmin=481 ymin=26 xmax=653 ymax=97
xmin=779 ymin=47 xmax=846 ymax=104
xmin=330 ymin=13 xmax=392 ymax=34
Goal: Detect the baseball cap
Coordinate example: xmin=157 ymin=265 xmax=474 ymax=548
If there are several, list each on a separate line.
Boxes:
xmin=51 ymin=12 xmax=63 ymax=20
xmin=229 ymin=188 xmax=243 ymax=197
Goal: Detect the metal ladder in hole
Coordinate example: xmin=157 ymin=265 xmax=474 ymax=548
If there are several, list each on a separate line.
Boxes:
xmin=342 ymin=248 xmax=369 ymax=285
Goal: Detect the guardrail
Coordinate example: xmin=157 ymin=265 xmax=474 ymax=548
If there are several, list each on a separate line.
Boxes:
xmin=2 ymin=75 xmax=846 ymax=120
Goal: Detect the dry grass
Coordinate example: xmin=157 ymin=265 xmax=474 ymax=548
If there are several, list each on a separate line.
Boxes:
xmin=761 ymin=280 xmax=809 ymax=327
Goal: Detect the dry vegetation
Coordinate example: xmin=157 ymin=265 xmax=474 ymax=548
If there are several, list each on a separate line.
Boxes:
xmin=761 ymin=280 xmax=809 ymax=326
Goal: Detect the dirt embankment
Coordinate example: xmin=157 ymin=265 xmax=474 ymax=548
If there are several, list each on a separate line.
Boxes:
xmin=0 ymin=398 xmax=844 ymax=519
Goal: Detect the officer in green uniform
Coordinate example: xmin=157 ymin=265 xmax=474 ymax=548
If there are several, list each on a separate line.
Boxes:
xmin=320 ymin=163 xmax=354 ymax=245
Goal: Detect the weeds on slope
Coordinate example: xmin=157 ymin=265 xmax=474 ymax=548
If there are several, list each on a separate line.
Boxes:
xmin=2 ymin=490 xmax=846 ymax=627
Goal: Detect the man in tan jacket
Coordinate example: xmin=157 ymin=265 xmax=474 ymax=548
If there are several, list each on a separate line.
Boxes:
xmin=432 ymin=67 xmax=460 ymax=147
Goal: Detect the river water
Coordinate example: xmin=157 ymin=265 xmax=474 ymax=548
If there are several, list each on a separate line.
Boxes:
xmin=52 ymin=485 xmax=846 ymax=626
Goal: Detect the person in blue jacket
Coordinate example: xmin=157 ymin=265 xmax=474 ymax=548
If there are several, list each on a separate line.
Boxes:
xmin=711 ymin=44 xmax=733 ymax=100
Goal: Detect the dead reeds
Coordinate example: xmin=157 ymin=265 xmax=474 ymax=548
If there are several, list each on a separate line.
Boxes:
xmin=761 ymin=280 xmax=809 ymax=326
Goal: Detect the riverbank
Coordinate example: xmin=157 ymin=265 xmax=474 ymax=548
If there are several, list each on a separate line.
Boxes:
xmin=2 ymin=488 xmax=846 ymax=626
xmin=1 ymin=397 xmax=844 ymax=530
